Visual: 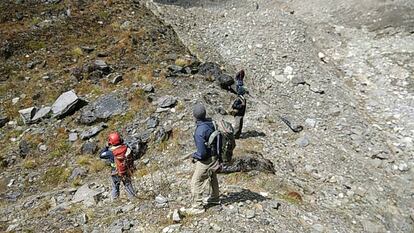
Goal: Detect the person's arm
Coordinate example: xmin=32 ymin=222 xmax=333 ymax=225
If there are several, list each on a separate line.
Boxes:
xmin=99 ymin=147 xmax=110 ymax=159
xmin=193 ymin=133 xmax=207 ymax=160
xmin=232 ymin=98 xmax=243 ymax=110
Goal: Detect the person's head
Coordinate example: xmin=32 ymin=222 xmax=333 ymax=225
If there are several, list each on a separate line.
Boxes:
xmin=237 ymin=86 xmax=246 ymax=96
xmin=193 ymin=103 xmax=206 ymax=120
xmin=236 ymin=69 xmax=245 ymax=80
xmin=108 ymin=132 xmax=122 ymax=146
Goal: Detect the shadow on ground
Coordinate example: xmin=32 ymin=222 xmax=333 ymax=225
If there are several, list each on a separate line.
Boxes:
xmin=220 ymin=188 xmax=269 ymax=205
xmin=239 ymin=130 xmax=266 ymax=139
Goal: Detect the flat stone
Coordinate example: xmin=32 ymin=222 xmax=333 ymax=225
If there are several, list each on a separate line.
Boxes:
xmin=296 ymin=135 xmax=309 ymax=147
xmin=155 ymin=194 xmax=168 ymax=204
xmin=79 ymin=94 xmax=127 ymax=125
xmin=147 ymin=116 xmax=159 ymax=129
xmin=157 ymin=96 xmax=177 ymax=108
xmin=69 ymin=133 xmax=78 ymax=142
xmin=283 ymin=66 xmax=293 ymax=75
xmin=18 ymin=107 xmax=37 ymax=124
xmin=51 ymin=90 xmax=81 ymax=118
xmin=172 ymin=209 xmax=181 ymax=223
xmin=246 ymin=209 xmax=255 ymax=219
xmin=72 ymin=184 xmax=102 ymax=207
xmin=80 ymin=123 xmax=107 ymax=140
xmin=143 ymin=84 xmax=154 ymax=93
xmin=39 ymin=144 xmax=48 ymax=151
xmin=31 ymin=106 xmax=51 ymax=122
xmin=305 ymin=118 xmax=316 ymax=128
xmin=275 ymin=75 xmax=287 ymax=83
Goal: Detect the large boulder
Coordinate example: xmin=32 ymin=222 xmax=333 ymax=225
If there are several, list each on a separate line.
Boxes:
xmin=156 ymin=96 xmax=177 ymax=108
xmin=198 ymin=62 xmax=222 ymax=78
xmin=198 ymin=62 xmax=234 ymax=89
xmin=18 ymin=107 xmax=37 ymax=124
xmin=31 ymin=106 xmax=51 ymax=122
xmin=79 ymin=94 xmax=128 ymax=125
xmin=51 ymin=90 xmax=82 ymax=118
xmin=71 ymin=184 xmax=102 ymax=207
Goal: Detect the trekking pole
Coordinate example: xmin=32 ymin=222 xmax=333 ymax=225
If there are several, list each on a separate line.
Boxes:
xmin=181 ymin=152 xmax=193 ymax=161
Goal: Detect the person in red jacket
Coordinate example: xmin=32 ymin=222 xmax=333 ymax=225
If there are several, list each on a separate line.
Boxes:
xmin=100 ymin=132 xmax=136 ymax=199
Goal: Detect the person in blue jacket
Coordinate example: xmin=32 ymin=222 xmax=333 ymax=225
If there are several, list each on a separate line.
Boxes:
xmin=187 ymin=103 xmax=221 ymax=214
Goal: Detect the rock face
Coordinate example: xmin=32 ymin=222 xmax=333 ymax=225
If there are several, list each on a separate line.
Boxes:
xmin=18 ymin=107 xmax=37 ymax=124
xmin=79 ymin=94 xmax=128 ymax=125
xmin=51 ymin=90 xmax=82 ymax=118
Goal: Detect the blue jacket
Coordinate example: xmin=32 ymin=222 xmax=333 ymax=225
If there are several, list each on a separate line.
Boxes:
xmin=192 ymin=119 xmax=215 ymax=160
xmin=99 ymin=146 xmax=116 ymax=174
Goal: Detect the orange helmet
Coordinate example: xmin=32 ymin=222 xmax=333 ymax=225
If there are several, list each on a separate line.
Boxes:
xmin=108 ymin=132 xmax=121 ymax=146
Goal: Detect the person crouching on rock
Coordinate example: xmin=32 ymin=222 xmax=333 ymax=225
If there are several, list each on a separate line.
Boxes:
xmin=100 ymin=132 xmax=136 ymax=200
xmin=187 ymin=103 xmax=221 ymax=215
xmin=231 ymin=86 xmax=247 ymax=139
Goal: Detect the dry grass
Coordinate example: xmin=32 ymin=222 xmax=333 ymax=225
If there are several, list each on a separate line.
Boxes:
xmin=77 ymin=155 xmax=106 ymax=173
xmin=41 ymin=166 xmax=71 ymax=186
xmin=23 ymin=159 xmax=38 ymax=169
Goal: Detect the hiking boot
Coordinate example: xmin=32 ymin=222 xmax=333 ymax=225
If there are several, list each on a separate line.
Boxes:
xmin=203 ymin=197 xmax=221 ymax=205
xmin=183 ymin=207 xmax=205 ymax=215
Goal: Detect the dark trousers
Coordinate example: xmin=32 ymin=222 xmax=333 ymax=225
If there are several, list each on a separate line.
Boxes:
xmin=234 ymin=116 xmax=244 ymax=139
xmin=111 ymin=175 xmax=136 ymax=199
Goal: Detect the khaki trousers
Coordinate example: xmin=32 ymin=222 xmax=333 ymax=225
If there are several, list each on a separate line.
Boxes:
xmin=191 ymin=157 xmax=220 ymax=207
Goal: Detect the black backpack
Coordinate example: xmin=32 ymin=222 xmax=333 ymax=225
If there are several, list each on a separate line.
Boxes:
xmin=207 ymin=120 xmax=236 ymax=164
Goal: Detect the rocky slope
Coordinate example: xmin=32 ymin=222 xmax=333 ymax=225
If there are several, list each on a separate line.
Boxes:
xmin=1 ymin=0 xmax=413 ymax=232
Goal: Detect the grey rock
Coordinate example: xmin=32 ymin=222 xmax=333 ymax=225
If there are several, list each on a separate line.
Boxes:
xmin=305 ymin=118 xmax=317 ymax=128
xmin=216 ymin=73 xmax=234 ymax=89
xmin=157 ymin=96 xmax=177 ymax=108
xmin=80 ymin=46 xmax=95 ymax=53
xmin=69 ymin=133 xmax=78 ymax=142
xmin=246 ymin=209 xmax=255 ymax=219
xmin=79 ymin=94 xmax=128 ymax=125
xmin=155 ymin=194 xmax=168 ymax=204
xmin=0 ymin=115 xmax=9 ymax=128
xmin=120 ymin=21 xmax=131 ymax=30
xmin=275 ymin=75 xmax=287 ymax=83
xmin=68 ymin=167 xmax=87 ymax=181
xmin=198 ymin=62 xmax=222 ymax=78
xmin=155 ymin=107 xmax=170 ymax=113
xmin=19 ymin=140 xmax=30 ymax=158
xmin=111 ymin=74 xmax=123 ymax=84
xmin=71 ymin=184 xmax=102 ymax=207
xmin=147 ymin=116 xmax=159 ymax=129
xmin=38 ymin=144 xmax=48 ymax=151
xmin=80 ymin=213 xmax=88 ymax=224
xmin=172 ymin=209 xmax=181 ymax=223
xmin=210 ymin=223 xmax=222 ymax=232
xmin=81 ymin=141 xmax=98 ymax=155
xmin=18 ymin=107 xmax=37 ymax=124
xmin=31 ymin=106 xmax=51 ymax=122
xmin=167 ymin=64 xmax=184 ymax=73
xmin=51 ymin=90 xmax=81 ymax=118
xmin=296 ymin=135 xmax=309 ymax=147
xmin=121 ymin=203 xmax=135 ymax=213
xmin=143 ymin=84 xmax=155 ymax=93
xmin=93 ymin=60 xmax=111 ymax=74
xmin=80 ymin=123 xmax=107 ymax=140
